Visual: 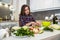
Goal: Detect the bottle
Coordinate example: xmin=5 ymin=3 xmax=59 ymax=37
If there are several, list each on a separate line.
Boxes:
xmin=53 ymin=15 xmax=58 ymax=24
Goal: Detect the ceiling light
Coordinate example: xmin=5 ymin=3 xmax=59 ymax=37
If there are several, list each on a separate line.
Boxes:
xmin=4 ymin=4 xmax=8 ymax=8
xmin=0 ymin=2 xmax=2 ymax=6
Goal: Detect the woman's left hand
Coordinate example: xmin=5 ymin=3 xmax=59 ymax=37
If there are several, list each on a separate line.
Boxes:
xmin=35 ymin=21 xmax=41 ymax=26
xmin=31 ymin=21 xmax=41 ymax=27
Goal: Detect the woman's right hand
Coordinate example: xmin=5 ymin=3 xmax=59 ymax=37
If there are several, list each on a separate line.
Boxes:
xmin=31 ymin=22 xmax=35 ymax=24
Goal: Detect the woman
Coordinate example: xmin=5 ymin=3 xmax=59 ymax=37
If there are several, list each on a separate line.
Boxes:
xmin=19 ymin=5 xmax=40 ymax=27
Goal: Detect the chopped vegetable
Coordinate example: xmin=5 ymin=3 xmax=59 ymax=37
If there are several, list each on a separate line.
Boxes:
xmin=43 ymin=27 xmax=53 ymax=32
xmin=49 ymin=24 xmax=60 ymax=30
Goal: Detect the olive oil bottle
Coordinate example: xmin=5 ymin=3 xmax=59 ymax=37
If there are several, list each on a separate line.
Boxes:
xmin=53 ymin=15 xmax=58 ymax=24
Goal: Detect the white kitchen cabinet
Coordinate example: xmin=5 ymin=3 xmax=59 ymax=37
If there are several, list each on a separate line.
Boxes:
xmin=30 ymin=0 xmax=60 ymax=12
xmin=0 ymin=0 xmax=10 ymax=4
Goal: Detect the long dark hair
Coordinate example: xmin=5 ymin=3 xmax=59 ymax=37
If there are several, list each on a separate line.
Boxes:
xmin=20 ymin=5 xmax=30 ymax=16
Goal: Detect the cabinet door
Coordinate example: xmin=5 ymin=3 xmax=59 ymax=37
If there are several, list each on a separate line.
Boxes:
xmin=30 ymin=0 xmax=60 ymax=12
xmin=0 ymin=0 xmax=10 ymax=4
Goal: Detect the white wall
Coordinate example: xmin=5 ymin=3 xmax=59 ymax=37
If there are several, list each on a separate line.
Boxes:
xmin=30 ymin=0 xmax=60 ymax=12
xmin=13 ymin=0 xmax=27 ymax=21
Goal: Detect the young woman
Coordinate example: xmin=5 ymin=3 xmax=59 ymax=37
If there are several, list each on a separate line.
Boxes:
xmin=19 ymin=5 xmax=40 ymax=27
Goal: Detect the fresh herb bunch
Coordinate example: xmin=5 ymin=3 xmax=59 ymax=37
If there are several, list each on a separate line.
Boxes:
xmin=43 ymin=27 xmax=53 ymax=32
xmin=13 ymin=27 xmax=34 ymax=37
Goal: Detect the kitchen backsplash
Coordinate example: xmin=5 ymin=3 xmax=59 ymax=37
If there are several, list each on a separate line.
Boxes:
xmin=31 ymin=9 xmax=60 ymax=20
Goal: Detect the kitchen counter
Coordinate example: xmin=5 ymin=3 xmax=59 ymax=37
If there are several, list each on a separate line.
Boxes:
xmin=3 ymin=30 xmax=60 ymax=40
xmin=0 ymin=20 xmax=60 ymax=40
xmin=0 ymin=21 xmax=19 ymax=29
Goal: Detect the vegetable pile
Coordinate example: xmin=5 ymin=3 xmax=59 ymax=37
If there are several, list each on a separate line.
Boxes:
xmin=12 ymin=26 xmax=34 ymax=36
